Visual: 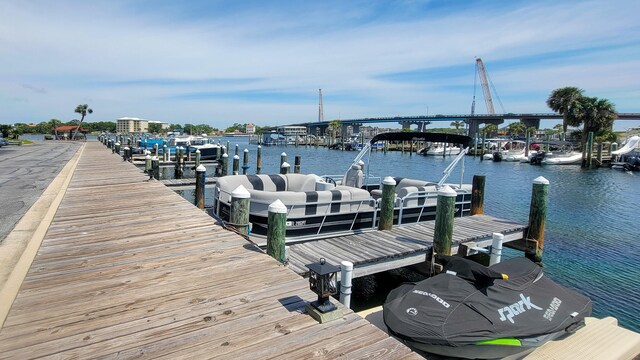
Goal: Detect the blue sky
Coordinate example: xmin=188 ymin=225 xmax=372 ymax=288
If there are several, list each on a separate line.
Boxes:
xmin=1 ymin=0 xmax=639 ymax=130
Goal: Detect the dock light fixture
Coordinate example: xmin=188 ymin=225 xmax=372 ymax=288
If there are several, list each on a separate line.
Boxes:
xmin=306 ymin=258 xmax=339 ymax=313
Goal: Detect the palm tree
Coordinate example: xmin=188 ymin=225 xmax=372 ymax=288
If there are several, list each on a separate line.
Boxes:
xmin=450 ymin=121 xmax=464 ymax=134
xmin=507 ymin=122 xmax=526 ymax=137
xmin=546 ymin=87 xmax=584 ymax=135
xmin=482 ymin=124 xmax=498 ymax=137
xmin=72 ymin=104 xmax=93 ymax=140
xmin=576 ymin=96 xmax=617 ymax=146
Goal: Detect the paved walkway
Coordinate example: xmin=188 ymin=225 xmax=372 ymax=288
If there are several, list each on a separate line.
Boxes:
xmin=0 ymin=141 xmax=82 ymax=242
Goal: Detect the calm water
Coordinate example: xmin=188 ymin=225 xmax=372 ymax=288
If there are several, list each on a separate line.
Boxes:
xmin=173 ymin=137 xmax=639 ymax=332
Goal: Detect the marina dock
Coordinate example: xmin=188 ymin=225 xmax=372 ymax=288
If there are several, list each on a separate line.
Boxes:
xmin=286 ymin=216 xmax=526 ymax=278
xmin=1 ymin=140 xmax=638 ymax=359
xmin=0 ymin=142 xmax=421 ymax=359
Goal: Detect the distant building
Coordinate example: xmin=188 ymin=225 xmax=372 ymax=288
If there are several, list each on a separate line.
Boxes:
xmin=116 ymin=117 xmax=169 ymax=134
xmin=245 ymin=123 xmax=255 ymax=134
xmin=276 ymin=126 xmax=307 ymax=137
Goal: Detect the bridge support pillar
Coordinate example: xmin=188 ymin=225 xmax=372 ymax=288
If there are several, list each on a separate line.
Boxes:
xmin=400 ymin=121 xmax=412 ymax=130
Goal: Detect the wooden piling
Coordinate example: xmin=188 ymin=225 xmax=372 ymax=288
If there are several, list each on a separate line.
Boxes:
xmin=266 ymin=199 xmax=287 ymax=263
xmin=596 ymin=142 xmax=603 ymax=165
xmin=144 ymin=154 xmax=152 ymax=174
xmin=480 ymin=132 xmax=486 ymax=161
xmin=583 ymin=131 xmax=594 ymax=168
xmin=154 ymin=143 xmax=159 ymax=157
xmin=471 ymin=175 xmax=485 ymax=215
xmin=294 ymin=155 xmax=301 ymax=174
xmin=230 ymin=185 xmax=250 ymax=235
xmin=186 ymin=145 xmax=191 ymax=162
xmin=234 ymin=144 xmax=239 ymax=156
xmin=151 ymin=156 xmax=160 ymax=180
xmin=162 ymin=145 xmax=168 ymax=162
xmin=280 ymin=162 xmax=290 ymax=174
xmin=221 ymin=153 xmax=228 ymax=176
xmin=195 ymin=149 xmax=201 ymax=167
xmin=194 ymin=165 xmax=206 ymax=209
xmin=525 ymin=176 xmax=549 ymax=263
xmin=378 ymin=176 xmax=396 ymax=230
xmin=525 ymin=130 xmax=530 ymax=157
xmin=280 ymin=152 xmax=287 ymax=167
xmin=256 ymin=145 xmax=262 ymax=174
xmin=433 ymin=185 xmax=457 ymax=256
xmin=232 ymin=155 xmax=240 ymax=175
xmin=242 ymin=149 xmax=249 ymax=175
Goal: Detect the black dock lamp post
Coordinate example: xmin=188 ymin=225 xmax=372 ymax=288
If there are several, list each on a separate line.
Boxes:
xmin=305 ymin=258 xmax=342 ymax=322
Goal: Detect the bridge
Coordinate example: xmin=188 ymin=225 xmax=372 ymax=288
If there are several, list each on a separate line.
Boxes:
xmin=289 ymin=113 xmax=640 ymax=138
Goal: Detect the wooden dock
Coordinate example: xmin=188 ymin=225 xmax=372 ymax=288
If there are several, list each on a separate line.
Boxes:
xmin=287 ymin=216 xmax=527 ymax=278
xmin=0 ymin=142 xmax=421 ymax=359
xmin=160 ymin=177 xmax=217 ymax=187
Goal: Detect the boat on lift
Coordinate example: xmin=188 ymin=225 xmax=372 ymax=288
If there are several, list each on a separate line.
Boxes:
xmin=383 ymin=255 xmax=592 ymax=359
xmin=419 ymin=142 xmax=462 ymax=156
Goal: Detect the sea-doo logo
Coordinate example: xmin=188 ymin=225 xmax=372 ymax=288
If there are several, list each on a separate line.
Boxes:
xmin=498 ymin=293 xmax=543 ymax=324
xmin=544 ymin=297 xmax=562 ymax=321
xmin=412 ymin=290 xmax=450 ymax=308
xmin=406 ymin=307 xmax=418 ymax=316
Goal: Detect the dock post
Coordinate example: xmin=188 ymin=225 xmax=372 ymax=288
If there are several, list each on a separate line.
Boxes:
xmin=232 ymin=154 xmax=240 ymax=175
xmin=443 ymin=142 xmax=447 ymax=158
xmin=221 ymin=153 xmax=228 ymax=176
xmin=280 ymin=162 xmax=290 ymax=174
xmin=340 ymin=261 xmax=353 ymax=309
xmin=162 ymin=145 xmax=167 ymax=162
xmin=195 ymin=149 xmax=201 ymax=167
xmin=525 ymin=176 xmax=549 ymax=263
xmin=525 ymin=130 xmax=530 ymax=157
xmin=256 ymin=145 xmax=262 ymax=174
xmin=234 ymin=144 xmax=239 ymax=156
xmin=489 ymin=233 xmax=504 ymax=266
xmin=230 ymin=185 xmax=251 ymax=235
xmin=471 ymin=175 xmax=486 ymax=215
xmin=596 ymin=142 xmax=603 ymax=166
xmin=194 ymin=164 xmax=206 ymax=209
xmin=151 ymin=156 xmax=160 ymax=180
xmin=480 ymin=132 xmax=487 ymax=161
xmin=226 ymin=141 xmax=230 ymax=154
xmin=186 ymin=145 xmax=191 ymax=162
xmin=294 ymin=155 xmax=301 ymax=174
xmin=280 ymin=152 xmax=287 ymax=167
xmin=144 ymin=154 xmax=152 ymax=173
xmin=113 ymin=142 xmax=118 ymax=154
xmin=583 ymin=131 xmax=594 ymax=168
xmin=215 ymin=145 xmax=221 ymax=160
xmin=378 ymin=176 xmax=396 ymax=230
xmin=433 ymin=185 xmax=457 ymax=256
xmin=242 ymin=149 xmax=249 ymax=175
xmin=154 ymin=143 xmax=158 ymax=157
xmin=266 ymin=199 xmax=287 ymax=263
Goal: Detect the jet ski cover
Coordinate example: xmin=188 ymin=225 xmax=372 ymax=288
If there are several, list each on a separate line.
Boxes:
xmin=383 ymin=257 xmax=591 ymax=347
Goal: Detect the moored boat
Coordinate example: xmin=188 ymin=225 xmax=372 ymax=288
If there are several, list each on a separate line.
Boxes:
xmin=212 ymin=132 xmax=474 ymax=243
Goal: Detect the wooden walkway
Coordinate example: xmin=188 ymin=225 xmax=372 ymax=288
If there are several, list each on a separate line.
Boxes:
xmin=287 ymin=216 xmax=527 ymax=278
xmin=160 ymin=178 xmax=217 ymax=187
xmin=0 ymin=142 xmax=420 ymax=359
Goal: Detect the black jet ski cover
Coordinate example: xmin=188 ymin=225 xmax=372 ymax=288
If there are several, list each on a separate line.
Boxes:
xmin=383 ymin=257 xmax=592 ymax=347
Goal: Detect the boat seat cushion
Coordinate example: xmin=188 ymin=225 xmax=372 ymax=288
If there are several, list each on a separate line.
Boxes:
xmin=216 ymin=174 xmax=374 ymax=217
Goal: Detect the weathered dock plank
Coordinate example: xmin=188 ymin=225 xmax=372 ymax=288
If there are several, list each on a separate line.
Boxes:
xmin=286 ymin=215 xmax=527 ymax=278
xmin=0 ymin=141 xmax=415 ymax=359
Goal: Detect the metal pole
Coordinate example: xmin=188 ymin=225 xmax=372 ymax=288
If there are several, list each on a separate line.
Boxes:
xmin=489 ymin=233 xmax=504 ymax=265
xmin=340 ymin=261 xmax=353 ymax=309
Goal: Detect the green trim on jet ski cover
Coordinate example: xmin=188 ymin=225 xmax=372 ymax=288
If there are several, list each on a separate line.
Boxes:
xmin=475 ymin=338 xmax=522 ymax=346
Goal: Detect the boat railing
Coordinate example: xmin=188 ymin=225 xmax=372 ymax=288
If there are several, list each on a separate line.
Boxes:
xmin=396 ymin=187 xmax=471 ymax=225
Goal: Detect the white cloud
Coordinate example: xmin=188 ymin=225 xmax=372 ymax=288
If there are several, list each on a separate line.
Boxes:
xmin=0 ymin=0 xmax=638 ymax=128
